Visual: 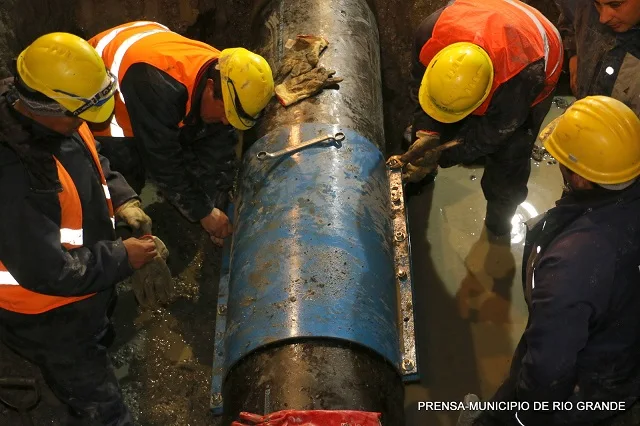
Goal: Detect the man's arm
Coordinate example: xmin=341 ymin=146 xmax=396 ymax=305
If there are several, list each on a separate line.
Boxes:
xmin=555 ymin=0 xmax=577 ymax=58
xmin=555 ymin=0 xmax=579 ymax=95
xmin=437 ymin=60 xmax=546 ymax=167
xmin=184 ymin=123 xmax=238 ymax=202
xmin=120 ymin=63 xmax=215 ymax=222
xmin=513 ymin=231 xmax=611 ymax=424
xmin=0 ymin=151 xmax=134 ymax=296
xmin=99 ymin=149 xmax=138 ymax=209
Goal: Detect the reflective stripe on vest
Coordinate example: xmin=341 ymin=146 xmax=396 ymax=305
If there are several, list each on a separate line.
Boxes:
xmin=418 ymin=0 xmax=564 ymax=116
xmin=88 ymin=21 xmax=220 ymax=138
xmin=0 ymin=271 xmax=17 ymax=286
xmin=93 ymin=22 xmax=170 ymax=137
xmin=501 ymin=0 xmax=562 ymax=78
xmin=0 ymin=123 xmax=116 ymax=313
xmin=93 ymin=21 xmax=169 ymax=58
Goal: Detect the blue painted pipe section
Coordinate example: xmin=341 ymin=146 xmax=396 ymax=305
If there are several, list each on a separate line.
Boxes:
xmin=224 ymin=122 xmax=401 ymax=373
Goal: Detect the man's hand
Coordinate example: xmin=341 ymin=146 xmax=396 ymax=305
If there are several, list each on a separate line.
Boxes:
xmin=130 ymin=235 xmax=173 ymax=309
xmin=200 ymin=208 xmax=233 ymax=246
xmin=402 ymin=156 xmax=438 ymax=183
xmin=123 ymin=238 xmax=157 ymax=269
xmin=569 ymin=55 xmax=578 ymax=97
xmin=387 ymin=130 xmax=461 ymax=183
xmin=115 ymin=199 xmax=152 ymax=235
xmin=403 ymin=130 xmax=442 ymax=164
xmin=386 ymin=130 xmax=442 ymax=169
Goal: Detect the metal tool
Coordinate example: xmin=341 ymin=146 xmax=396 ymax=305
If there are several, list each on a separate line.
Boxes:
xmin=386 ymin=139 xmax=462 ymax=169
xmin=0 ymin=377 xmax=40 ymax=426
xmin=256 ymin=132 xmax=345 ymax=160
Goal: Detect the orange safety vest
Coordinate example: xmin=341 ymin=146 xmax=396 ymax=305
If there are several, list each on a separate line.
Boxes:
xmin=88 ymin=21 xmax=220 ymax=138
xmin=419 ymin=0 xmax=563 ymax=116
xmin=0 ymin=124 xmax=116 ymax=314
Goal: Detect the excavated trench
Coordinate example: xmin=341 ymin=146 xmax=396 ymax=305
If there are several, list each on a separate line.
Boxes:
xmin=0 ymin=1 xmax=566 ymax=424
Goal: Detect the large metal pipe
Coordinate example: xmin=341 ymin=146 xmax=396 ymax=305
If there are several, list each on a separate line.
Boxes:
xmin=214 ymin=0 xmax=405 ymax=423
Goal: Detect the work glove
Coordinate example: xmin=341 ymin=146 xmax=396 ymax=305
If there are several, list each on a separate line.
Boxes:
xmin=387 ymin=130 xmax=442 ymax=168
xmin=275 ymin=67 xmax=343 ymax=107
xmin=402 ymin=152 xmax=440 ymax=183
xmin=232 ymin=410 xmax=382 ymax=426
xmin=115 ymin=199 xmax=152 ymax=235
xmin=278 ymin=35 xmax=329 ymax=79
xmin=130 ymin=236 xmax=173 ymax=309
xmin=387 ymin=131 xmax=461 ymax=183
xmin=456 ymin=394 xmax=482 ymax=426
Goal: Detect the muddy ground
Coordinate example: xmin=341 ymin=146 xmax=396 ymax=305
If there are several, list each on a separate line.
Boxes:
xmin=0 ymin=0 xmax=565 ymax=425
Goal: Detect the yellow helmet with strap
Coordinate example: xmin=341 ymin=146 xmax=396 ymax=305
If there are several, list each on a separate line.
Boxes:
xmin=218 ymin=48 xmax=274 ymax=131
xmin=419 ymin=42 xmax=494 ymax=123
xmin=16 ymin=32 xmax=116 ymax=123
xmin=540 ymin=96 xmax=640 ymax=188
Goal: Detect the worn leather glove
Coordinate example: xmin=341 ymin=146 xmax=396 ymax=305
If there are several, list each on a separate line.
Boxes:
xmin=275 ymin=67 xmax=343 ymax=107
xmin=278 ymin=35 xmax=329 ymax=79
xmin=387 ymin=130 xmax=461 ymax=183
xmin=130 ymin=236 xmax=173 ymax=309
xmin=402 ymin=152 xmax=440 ymax=183
xmin=387 ymin=130 xmax=442 ymax=168
xmin=115 ymin=199 xmax=152 ymax=235
xmin=456 ymin=394 xmax=482 ymax=426
xmin=232 ymin=410 xmax=382 ymax=426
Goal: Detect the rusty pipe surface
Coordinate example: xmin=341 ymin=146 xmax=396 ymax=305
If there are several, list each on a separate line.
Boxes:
xmin=217 ymin=0 xmax=404 ymax=423
xmin=250 ymin=0 xmax=386 ymax=149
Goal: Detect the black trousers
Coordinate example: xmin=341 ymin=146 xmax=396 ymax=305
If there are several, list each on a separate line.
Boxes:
xmin=479 ymin=94 xmax=555 ymax=235
xmin=0 ymin=290 xmax=132 ymax=426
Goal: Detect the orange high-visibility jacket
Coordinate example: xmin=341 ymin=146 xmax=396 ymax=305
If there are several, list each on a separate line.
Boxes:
xmin=0 ymin=124 xmax=116 ymax=314
xmin=419 ymin=0 xmax=563 ymax=116
xmin=88 ymin=21 xmax=220 ymax=138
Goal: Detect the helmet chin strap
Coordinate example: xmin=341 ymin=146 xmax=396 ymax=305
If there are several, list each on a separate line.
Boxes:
xmin=10 ymin=86 xmax=69 ymax=117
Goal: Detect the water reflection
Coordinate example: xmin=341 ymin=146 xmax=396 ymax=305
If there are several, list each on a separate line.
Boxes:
xmin=510 ymin=201 xmax=539 ymax=244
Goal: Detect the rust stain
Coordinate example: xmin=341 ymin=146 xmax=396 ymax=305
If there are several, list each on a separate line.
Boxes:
xmin=240 ymin=296 xmax=257 ymax=307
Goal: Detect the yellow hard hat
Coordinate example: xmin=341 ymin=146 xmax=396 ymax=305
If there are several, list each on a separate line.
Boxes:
xmin=16 ymin=32 xmax=116 ymax=123
xmin=419 ymin=42 xmax=494 ymax=123
xmin=218 ymin=48 xmax=274 ymax=131
xmin=540 ymin=96 xmax=640 ymax=187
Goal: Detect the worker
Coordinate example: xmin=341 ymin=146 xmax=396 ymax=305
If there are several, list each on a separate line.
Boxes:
xmin=556 ymin=0 xmax=639 ymax=115
xmin=388 ymin=0 xmax=563 ymax=237
xmin=457 ymin=96 xmax=640 ymax=426
xmin=87 ymin=21 xmax=275 ymax=245
xmin=0 ymin=33 xmax=162 ymax=424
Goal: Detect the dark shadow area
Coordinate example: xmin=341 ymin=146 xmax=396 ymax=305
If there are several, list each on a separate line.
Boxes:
xmin=456 ymin=229 xmax=517 ymax=326
xmin=404 ymin=180 xmax=482 ymax=426
xmin=0 ymin=342 xmax=66 ymax=425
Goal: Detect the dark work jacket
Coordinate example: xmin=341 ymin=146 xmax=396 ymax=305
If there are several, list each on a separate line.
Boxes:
xmin=116 ymin=63 xmax=237 ymax=222
xmin=0 ymin=79 xmax=136 ymax=299
xmin=410 ymin=7 xmax=548 ymax=165
xmin=479 ymin=182 xmax=640 ymax=426
xmin=555 ymin=0 xmax=640 ymax=115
